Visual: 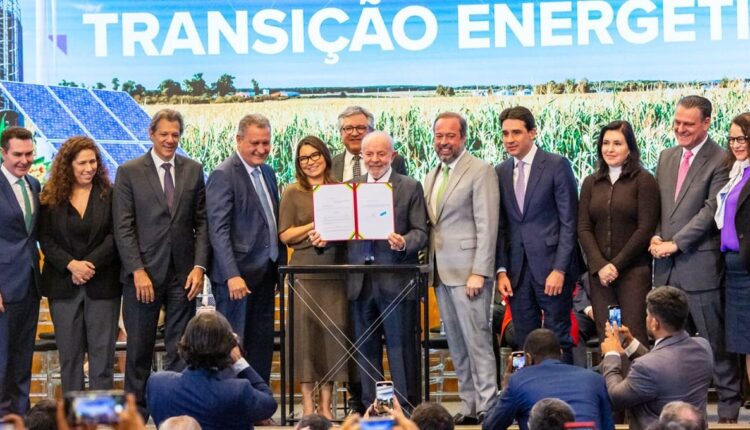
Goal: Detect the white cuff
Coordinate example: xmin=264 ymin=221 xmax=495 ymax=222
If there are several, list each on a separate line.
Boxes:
xmin=232 ymin=357 xmax=250 ymax=375
xmin=625 ymin=339 xmax=641 ymax=357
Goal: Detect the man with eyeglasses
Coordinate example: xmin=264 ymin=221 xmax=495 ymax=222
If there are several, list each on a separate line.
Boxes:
xmin=206 ymin=114 xmax=286 ymax=386
xmin=332 ymin=106 xmax=408 ymax=182
xmin=649 ymin=95 xmax=740 ymax=423
xmin=343 ymin=131 xmax=427 ymax=414
xmin=332 ymin=105 xmax=408 ymax=415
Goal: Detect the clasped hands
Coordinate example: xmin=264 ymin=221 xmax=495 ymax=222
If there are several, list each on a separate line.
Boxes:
xmin=649 ymin=236 xmax=678 ymax=259
xmin=598 ymin=263 xmax=618 ymax=286
xmin=67 ymin=260 xmax=95 ymax=285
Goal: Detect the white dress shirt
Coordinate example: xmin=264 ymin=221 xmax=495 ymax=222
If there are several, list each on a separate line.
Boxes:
xmin=150 ymin=149 xmax=175 ymax=191
xmin=430 ymin=149 xmax=467 ymax=216
xmin=1 ymin=164 xmax=35 ymax=218
xmin=343 ymin=149 xmax=367 ymax=181
xmin=237 ymin=153 xmax=276 ymax=223
xmin=367 ymin=167 xmax=392 ymax=183
xmin=513 ymin=144 xmax=538 ymax=192
xmin=681 ymin=135 xmax=708 ymax=167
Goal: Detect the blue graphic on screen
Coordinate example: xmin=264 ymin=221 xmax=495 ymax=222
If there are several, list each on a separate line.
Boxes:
xmin=0 ymin=81 xmax=86 ymax=140
xmin=93 ymin=90 xmax=152 ymax=141
xmin=0 ymin=80 xmax=167 ymax=179
xmin=20 ymin=0 xmax=750 ymax=87
xmin=50 ymin=86 xmax=134 ymax=141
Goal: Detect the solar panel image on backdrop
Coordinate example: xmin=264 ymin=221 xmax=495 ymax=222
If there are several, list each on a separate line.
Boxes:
xmin=0 ymin=81 xmax=87 ymax=140
xmin=1 ymin=80 xmax=195 ymax=178
xmin=50 ymin=86 xmax=134 ymax=141
xmin=99 ymin=142 xmax=147 ymax=165
xmin=93 ymin=89 xmax=152 ymax=140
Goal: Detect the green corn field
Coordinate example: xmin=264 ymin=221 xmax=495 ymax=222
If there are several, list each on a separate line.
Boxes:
xmin=147 ymin=88 xmax=749 ymax=189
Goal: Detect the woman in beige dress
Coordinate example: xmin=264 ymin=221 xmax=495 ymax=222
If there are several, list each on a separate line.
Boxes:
xmin=279 ymin=135 xmax=348 ymax=418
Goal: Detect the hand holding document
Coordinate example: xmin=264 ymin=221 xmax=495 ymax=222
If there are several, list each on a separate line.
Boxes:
xmin=313 ymin=183 xmax=395 ymax=241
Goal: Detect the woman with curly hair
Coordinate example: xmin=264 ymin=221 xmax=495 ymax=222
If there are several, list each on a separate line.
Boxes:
xmin=38 ymin=136 xmax=121 ymax=392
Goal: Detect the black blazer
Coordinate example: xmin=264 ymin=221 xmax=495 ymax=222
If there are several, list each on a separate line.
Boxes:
xmin=736 ymin=179 xmax=750 ymax=272
xmin=39 ymin=183 xmax=121 ymax=299
xmin=113 ymin=151 xmax=209 ymax=287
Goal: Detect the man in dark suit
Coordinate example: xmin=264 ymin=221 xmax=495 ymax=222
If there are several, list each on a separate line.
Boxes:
xmin=332 ymin=106 xmax=408 ymax=181
xmin=649 ymin=95 xmax=740 ymax=422
xmin=600 ymin=286 xmax=714 ymax=430
xmin=332 ymin=106 xmax=407 ymax=413
xmin=495 ymin=106 xmax=580 ymax=364
xmin=206 ymin=114 xmax=285 ymax=383
xmin=482 ymin=328 xmax=614 ymax=430
xmin=345 ymin=131 xmax=427 ymax=413
xmin=0 ymin=127 xmax=40 ymax=415
xmin=113 ymin=109 xmax=209 ymax=415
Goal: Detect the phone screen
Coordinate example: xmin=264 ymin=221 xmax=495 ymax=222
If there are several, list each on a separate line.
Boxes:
xmin=511 ymin=352 xmax=525 ymax=370
xmin=65 ymin=390 xmax=125 ymax=425
xmin=0 ymin=423 xmax=16 ymax=430
xmin=375 ymin=381 xmax=394 ymax=410
xmin=361 ymin=417 xmax=395 ymax=430
xmin=608 ymin=306 xmax=622 ymax=327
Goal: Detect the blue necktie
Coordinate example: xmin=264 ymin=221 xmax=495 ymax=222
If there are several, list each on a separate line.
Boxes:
xmin=251 ymin=168 xmax=279 ymax=262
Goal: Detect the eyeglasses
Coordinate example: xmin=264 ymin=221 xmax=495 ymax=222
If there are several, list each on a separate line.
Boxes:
xmin=728 ymin=135 xmax=748 ymax=146
xmin=340 ymin=125 xmax=370 ymax=134
xmin=297 ymin=152 xmax=322 ymax=165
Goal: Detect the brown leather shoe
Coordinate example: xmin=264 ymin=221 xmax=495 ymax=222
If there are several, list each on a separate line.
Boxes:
xmin=718 ymin=418 xmax=738 ymax=424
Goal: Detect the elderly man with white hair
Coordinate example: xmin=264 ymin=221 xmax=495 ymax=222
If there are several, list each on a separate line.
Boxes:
xmin=344 ymin=131 xmax=427 ymax=413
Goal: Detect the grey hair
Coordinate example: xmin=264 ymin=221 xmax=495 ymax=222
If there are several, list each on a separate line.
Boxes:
xmin=361 ymin=131 xmax=394 ymax=152
xmin=149 ymin=109 xmax=184 ymax=135
xmin=337 ymin=106 xmax=375 ymax=129
xmin=528 ymin=398 xmax=575 ymax=430
xmin=159 ymin=416 xmax=202 ymax=430
xmin=658 ymin=401 xmax=707 ymax=430
xmin=237 ymin=114 xmax=271 ymax=137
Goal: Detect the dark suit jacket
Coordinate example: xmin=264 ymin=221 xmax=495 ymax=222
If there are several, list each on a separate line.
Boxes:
xmin=206 ymin=153 xmax=286 ymax=284
xmin=495 ymin=147 xmax=581 ymax=287
xmin=113 ymin=150 xmax=209 ymax=287
xmin=0 ymin=173 xmax=41 ymax=303
xmin=482 ymin=359 xmax=614 ymax=430
xmin=345 ymin=173 xmax=428 ymax=301
xmin=146 ymin=365 xmax=277 ymax=430
xmin=332 ymin=151 xmax=408 ymax=182
xmin=38 ymin=183 xmax=121 ymax=299
xmin=654 ymin=139 xmax=729 ymax=291
xmin=735 ymin=179 xmax=750 ymax=272
xmin=600 ymin=331 xmax=713 ymax=430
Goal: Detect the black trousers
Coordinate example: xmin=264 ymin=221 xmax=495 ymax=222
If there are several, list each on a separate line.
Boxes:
xmin=123 ymin=265 xmax=194 ymax=417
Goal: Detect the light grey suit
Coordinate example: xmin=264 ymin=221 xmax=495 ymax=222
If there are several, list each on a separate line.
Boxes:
xmin=653 ymin=138 xmax=740 ymax=419
xmin=424 ymin=150 xmax=499 ymax=417
xmin=600 ymin=331 xmax=713 ymax=430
